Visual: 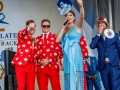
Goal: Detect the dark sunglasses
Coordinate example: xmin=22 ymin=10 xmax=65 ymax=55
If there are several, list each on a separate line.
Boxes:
xmin=42 ymin=25 xmax=50 ymax=28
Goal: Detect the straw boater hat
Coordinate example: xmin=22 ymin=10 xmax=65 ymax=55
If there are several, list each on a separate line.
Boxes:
xmin=95 ymin=17 xmax=110 ymax=28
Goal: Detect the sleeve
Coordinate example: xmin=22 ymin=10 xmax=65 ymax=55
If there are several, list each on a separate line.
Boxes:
xmin=17 ymin=27 xmax=30 ymax=39
xmin=60 ymin=34 xmax=65 ymax=52
xmin=86 ymin=73 xmax=91 ymax=79
xmin=94 ymin=57 xmax=99 ymax=76
xmin=115 ymin=33 xmax=120 ymax=64
xmin=79 ymin=35 xmax=88 ymax=58
xmin=59 ymin=47 xmax=64 ymax=66
xmin=80 ymin=36 xmax=88 ymax=72
xmin=116 ymin=33 xmax=120 ymax=50
xmin=90 ymin=35 xmax=100 ymax=49
xmin=49 ymin=35 xmax=64 ymax=63
xmin=34 ymin=37 xmax=41 ymax=60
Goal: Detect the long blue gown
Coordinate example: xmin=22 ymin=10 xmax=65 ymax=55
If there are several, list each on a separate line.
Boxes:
xmin=61 ymin=26 xmax=84 ymax=90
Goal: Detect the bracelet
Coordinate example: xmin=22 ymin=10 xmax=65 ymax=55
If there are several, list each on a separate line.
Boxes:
xmin=79 ymin=6 xmax=83 ymax=7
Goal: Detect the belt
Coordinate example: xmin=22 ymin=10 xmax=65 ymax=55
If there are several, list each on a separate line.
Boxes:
xmin=105 ymin=61 xmax=110 ymax=64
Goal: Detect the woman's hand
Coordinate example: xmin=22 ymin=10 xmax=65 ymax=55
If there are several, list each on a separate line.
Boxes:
xmin=62 ymin=19 xmax=68 ymax=29
xmin=77 ymin=0 xmax=83 ymax=6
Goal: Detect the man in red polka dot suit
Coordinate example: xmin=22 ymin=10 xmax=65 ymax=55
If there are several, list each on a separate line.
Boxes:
xmin=12 ymin=20 xmax=36 ymax=90
xmin=34 ymin=19 xmax=63 ymax=90
xmin=80 ymin=35 xmax=89 ymax=90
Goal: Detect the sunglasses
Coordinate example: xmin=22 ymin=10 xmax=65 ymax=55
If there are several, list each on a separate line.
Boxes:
xmin=42 ymin=25 xmax=50 ymax=28
xmin=98 ymin=22 xmax=106 ymax=26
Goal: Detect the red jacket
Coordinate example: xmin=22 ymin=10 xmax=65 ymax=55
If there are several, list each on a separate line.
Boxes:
xmin=80 ymin=35 xmax=88 ymax=72
xmin=34 ymin=32 xmax=63 ymax=70
xmin=12 ymin=27 xmax=35 ymax=66
xmin=80 ymin=36 xmax=88 ymax=58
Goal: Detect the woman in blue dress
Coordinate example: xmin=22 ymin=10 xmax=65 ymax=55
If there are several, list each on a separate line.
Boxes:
xmin=56 ymin=0 xmax=85 ymax=90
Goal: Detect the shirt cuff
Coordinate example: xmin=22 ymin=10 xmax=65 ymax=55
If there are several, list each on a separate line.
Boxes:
xmin=97 ymin=34 xmax=100 ymax=37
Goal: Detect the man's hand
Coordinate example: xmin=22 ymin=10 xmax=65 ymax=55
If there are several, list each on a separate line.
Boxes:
xmin=29 ymin=23 xmax=36 ymax=29
xmin=90 ymin=75 xmax=97 ymax=80
xmin=92 ymin=75 xmax=97 ymax=79
xmin=97 ymin=26 xmax=104 ymax=34
xmin=31 ymin=36 xmax=36 ymax=42
xmin=41 ymin=59 xmax=50 ymax=66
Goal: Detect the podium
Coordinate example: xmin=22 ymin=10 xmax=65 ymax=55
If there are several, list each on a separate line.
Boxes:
xmin=4 ymin=50 xmax=17 ymax=90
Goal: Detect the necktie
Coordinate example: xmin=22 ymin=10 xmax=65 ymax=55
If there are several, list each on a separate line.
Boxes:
xmin=44 ymin=34 xmax=47 ymax=44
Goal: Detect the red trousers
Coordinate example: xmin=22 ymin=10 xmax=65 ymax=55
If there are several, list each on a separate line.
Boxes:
xmin=15 ymin=62 xmax=35 ymax=90
xmin=37 ymin=66 xmax=61 ymax=90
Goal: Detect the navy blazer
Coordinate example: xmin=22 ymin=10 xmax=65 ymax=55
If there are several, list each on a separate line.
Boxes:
xmin=90 ymin=33 xmax=120 ymax=70
xmin=86 ymin=57 xmax=101 ymax=84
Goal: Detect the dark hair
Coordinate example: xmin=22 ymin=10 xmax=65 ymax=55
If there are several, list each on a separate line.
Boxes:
xmin=41 ymin=19 xmax=50 ymax=26
xmin=65 ymin=10 xmax=75 ymax=22
xmin=65 ymin=10 xmax=75 ymax=17
xmin=26 ymin=20 xmax=34 ymax=25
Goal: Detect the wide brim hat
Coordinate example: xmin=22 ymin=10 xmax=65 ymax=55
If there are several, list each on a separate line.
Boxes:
xmin=95 ymin=17 xmax=110 ymax=28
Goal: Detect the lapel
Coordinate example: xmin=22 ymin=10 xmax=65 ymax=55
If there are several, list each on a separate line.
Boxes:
xmin=86 ymin=60 xmax=90 ymax=68
xmin=105 ymin=37 xmax=110 ymax=47
xmin=103 ymin=36 xmax=114 ymax=48
xmin=47 ymin=32 xmax=52 ymax=42
xmin=101 ymin=36 xmax=106 ymax=48
xmin=42 ymin=32 xmax=52 ymax=45
xmin=100 ymin=36 xmax=110 ymax=48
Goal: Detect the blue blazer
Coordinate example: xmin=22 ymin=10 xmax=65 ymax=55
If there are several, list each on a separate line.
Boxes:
xmin=90 ymin=33 xmax=120 ymax=70
xmin=86 ymin=56 xmax=101 ymax=84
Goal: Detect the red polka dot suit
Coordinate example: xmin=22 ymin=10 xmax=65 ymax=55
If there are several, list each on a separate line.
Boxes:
xmin=34 ymin=32 xmax=63 ymax=90
xmin=12 ymin=27 xmax=35 ymax=90
xmin=80 ymin=35 xmax=88 ymax=90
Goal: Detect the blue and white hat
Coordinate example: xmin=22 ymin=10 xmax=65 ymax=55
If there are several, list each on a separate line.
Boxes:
xmin=58 ymin=2 xmax=72 ymax=15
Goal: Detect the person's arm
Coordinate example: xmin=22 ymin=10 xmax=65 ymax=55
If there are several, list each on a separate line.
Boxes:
xmin=94 ymin=57 xmax=99 ymax=79
xmin=90 ymin=35 xmax=100 ymax=49
xmin=116 ymin=33 xmax=120 ymax=50
xmin=59 ymin=49 xmax=64 ymax=66
xmin=17 ymin=27 xmax=29 ymax=39
xmin=34 ymin=37 xmax=41 ymax=60
xmin=42 ymin=35 xmax=64 ymax=66
xmin=80 ymin=35 xmax=88 ymax=58
xmin=58 ymin=47 xmax=64 ymax=70
xmin=86 ymin=73 xmax=91 ymax=79
xmin=56 ymin=26 xmax=66 ymax=42
xmin=50 ymin=39 xmax=63 ymax=63
xmin=115 ymin=33 xmax=120 ymax=64
xmin=76 ymin=0 xmax=84 ymax=32
xmin=17 ymin=23 xmax=36 ymax=39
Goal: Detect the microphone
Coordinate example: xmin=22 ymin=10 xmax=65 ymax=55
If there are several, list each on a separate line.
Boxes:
xmin=63 ymin=19 xmax=69 ymax=26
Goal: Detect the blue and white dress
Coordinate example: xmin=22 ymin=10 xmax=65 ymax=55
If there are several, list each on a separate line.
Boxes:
xmin=61 ymin=26 xmax=84 ymax=90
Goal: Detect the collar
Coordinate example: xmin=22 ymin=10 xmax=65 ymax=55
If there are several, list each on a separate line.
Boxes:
xmin=42 ymin=31 xmax=51 ymax=37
